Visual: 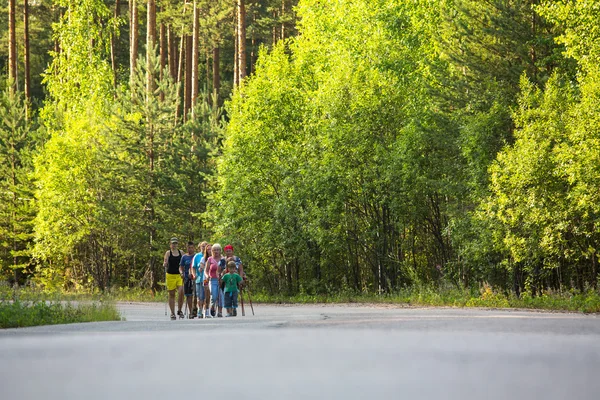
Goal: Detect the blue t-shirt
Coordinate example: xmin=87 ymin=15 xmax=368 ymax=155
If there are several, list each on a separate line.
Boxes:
xmin=232 ymin=256 xmax=242 ymax=270
xmin=179 ymin=254 xmax=194 ymax=279
xmin=192 ymin=253 xmax=204 ymax=283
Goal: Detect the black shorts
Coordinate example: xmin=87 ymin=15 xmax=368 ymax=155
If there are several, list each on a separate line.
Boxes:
xmin=184 ymin=277 xmax=194 ymax=297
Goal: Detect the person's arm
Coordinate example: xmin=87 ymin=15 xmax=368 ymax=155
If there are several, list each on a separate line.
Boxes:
xmin=217 ymin=258 xmax=224 ymax=277
xmin=204 ymin=258 xmax=211 ymax=281
xmin=238 ymin=259 xmax=245 ymax=279
xmin=179 ymin=256 xmax=185 ymax=276
xmin=163 ymin=251 xmax=169 ymax=272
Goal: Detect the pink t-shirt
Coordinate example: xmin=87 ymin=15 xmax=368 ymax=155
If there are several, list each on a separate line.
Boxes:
xmin=207 ymin=256 xmax=220 ymax=278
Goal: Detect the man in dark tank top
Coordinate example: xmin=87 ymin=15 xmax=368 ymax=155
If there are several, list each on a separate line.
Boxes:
xmin=163 ymin=238 xmax=185 ymax=319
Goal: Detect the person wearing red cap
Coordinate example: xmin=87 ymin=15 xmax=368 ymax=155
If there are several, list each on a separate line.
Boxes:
xmin=224 ymin=244 xmax=245 ymax=279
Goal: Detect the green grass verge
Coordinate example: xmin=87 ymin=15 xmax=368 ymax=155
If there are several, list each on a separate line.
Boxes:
xmin=0 ymin=300 xmax=121 ymax=329
xmin=249 ymin=286 xmax=600 ymax=313
xmin=3 ymin=282 xmax=599 ymax=314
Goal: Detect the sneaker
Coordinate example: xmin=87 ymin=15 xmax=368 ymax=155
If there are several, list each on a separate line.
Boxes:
xmin=217 ymin=312 xmax=223 ymax=318
xmin=205 ymin=312 xmax=212 ymax=318
xmin=170 ymin=313 xmax=176 ymax=320
xmin=177 ymin=310 xmax=184 ymax=319
xmin=197 ymin=312 xmax=203 ymax=319
xmin=210 ymin=308 xmax=216 ymax=317
xmin=225 ymin=313 xmax=233 ymax=317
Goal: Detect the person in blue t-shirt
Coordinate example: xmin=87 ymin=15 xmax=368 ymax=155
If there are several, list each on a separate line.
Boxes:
xmin=179 ymin=241 xmax=196 ymax=318
xmin=191 ymin=241 xmax=208 ymax=318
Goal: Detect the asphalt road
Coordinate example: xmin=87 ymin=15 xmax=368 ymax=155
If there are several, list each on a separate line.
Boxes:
xmin=1 ymin=303 xmax=599 ymax=400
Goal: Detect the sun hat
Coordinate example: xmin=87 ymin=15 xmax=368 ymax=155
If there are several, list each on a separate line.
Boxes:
xmin=224 ymin=244 xmax=234 ymax=252
xmin=170 ymin=237 xmax=179 ymax=244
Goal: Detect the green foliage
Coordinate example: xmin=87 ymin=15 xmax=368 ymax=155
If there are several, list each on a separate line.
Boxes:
xmin=214 ymin=0 xmax=468 ymax=295
xmin=0 ymin=283 xmax=121 ymax=328
xmin=4 ymin=0 xmax=600 ymax=302
xmin=0 ymin=90 xmax=39 ymax=283
xmin=0 ymin=299 xmax=121 ymax=328
xmin=252 ymin=284 xmax=600 ymax=313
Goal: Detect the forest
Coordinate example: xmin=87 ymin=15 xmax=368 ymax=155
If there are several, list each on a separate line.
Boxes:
xmin=1 ymin=0 xmax=600 ymax=300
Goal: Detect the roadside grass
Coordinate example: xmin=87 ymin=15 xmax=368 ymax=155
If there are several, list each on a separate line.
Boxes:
xmin=2 ymin=281 xmax=599 ymax=314
xmin=250 ymin=285 xmax=600 ymax=313
xmin=0 ymin=283 xmax=122 ymax=329
xmin=0 ymin=300 xmax=122 ymax=329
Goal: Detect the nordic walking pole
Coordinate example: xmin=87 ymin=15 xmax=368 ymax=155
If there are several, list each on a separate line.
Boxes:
xmin=184 ymin=278 xmax=189 ymax=319
xmin=240 ymin=287 xmax=245 ymax=316
xmin=246 ymin=281 xmax=255 ymax=316
xmin=164 ymin=272 xmax=167 ymax=316
xmin=184 ymin=291 xmax=188 ymax=319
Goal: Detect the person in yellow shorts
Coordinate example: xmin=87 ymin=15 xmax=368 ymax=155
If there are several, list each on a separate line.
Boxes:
xmin=163 ymin=237 xmax=185 ymax=319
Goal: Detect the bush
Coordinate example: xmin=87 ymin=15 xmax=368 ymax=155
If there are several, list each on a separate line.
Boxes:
xmin=0 ymin=299 xmax=121 ymax=329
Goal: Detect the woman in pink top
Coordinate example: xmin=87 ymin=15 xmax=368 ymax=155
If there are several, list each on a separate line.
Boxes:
xmin=204 ymin=243 xmax=225 ymax=317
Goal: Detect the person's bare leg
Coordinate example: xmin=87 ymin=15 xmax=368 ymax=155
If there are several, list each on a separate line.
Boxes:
xmin=218 ymin=289 xmax=223 ymax=315
xmin=196 ymin=292 xmax=203 ymax=315
xmin=168 ymin=290 xmax=176 ymax=315
xmin=177 ymin=286 xmax=184 ymax=311
xmin=204 ymin=286 xmax=210 ymax=315
xmin=187 ymin=296 xmax=193 ymax=312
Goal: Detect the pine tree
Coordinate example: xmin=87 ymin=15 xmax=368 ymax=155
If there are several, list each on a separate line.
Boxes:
xmin=0 ymin=90 xmax=37 ymax=283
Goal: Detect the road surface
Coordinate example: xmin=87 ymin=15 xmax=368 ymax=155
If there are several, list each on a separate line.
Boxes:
xmin=1 ymin=303 xmax=599 ymax=400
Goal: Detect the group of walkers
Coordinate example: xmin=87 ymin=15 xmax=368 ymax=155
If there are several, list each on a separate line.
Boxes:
xmin=163 ymin=238 xmax=248 ymax=320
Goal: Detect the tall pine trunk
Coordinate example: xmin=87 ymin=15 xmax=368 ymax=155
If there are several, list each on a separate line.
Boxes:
xmin=281 ymin=0 xmax=285 ymax=41
xmin=159 ymin=23 xmax=166 ymax=81
xmin=175 ymin=33 xmax=185 ymax=123
xmin=184 ymin=35 xmax=192 ymax=120
xmin=110 ymin=0 xmax=120 ymax=90
xmin=130 ymin=0 xmax=139 ymax=89
xmin=146 ymin=0 xmax=158 ymax=291
xmin=212 ymin=47 xmax=220 ymax=104
xmin=237 ymin=0 xmax=246 ymax=83
xmin=147 ymin=0 xmax=157 ymax=99
xmin=191 ymin=0 xmax=200 ymax=112
xmin=167 ymin=26 xmax=177 ymax=80
xmin=23 ymin=0 xmax=31 ymax=114
xmin=233 ymin=5 xmax=239 ymax=88
xmin=250 ymin=11 xmax=256 ymax=75
xmin=8 ymin=0 xmax=17 ymax=94
xmin=272 ymin=10 xmax=277 ymax=46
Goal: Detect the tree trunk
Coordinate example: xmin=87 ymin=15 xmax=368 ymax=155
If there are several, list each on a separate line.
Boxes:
xmin=8 ymin=0 xmax=17 ymax=94
xmin=206 ymin=47 xmax=211 ymax=98
xmin=233 ymin=5 xmax=239 ymax=88
xmin=272 ymin=10 xmax=277 ymax=46
xmin=237 ymin=0 xmax=247 ymax=83
xmin=54 ymin=7 xmax=61 ymax=59
xmin=147 ymin=0 xmax=157 ymax=99
xmin=184 ymin=35 xmax=192 ymax=120
xmin=191 ymin=0 xmax=200 ymax=113
xmin=250 ymin=12 xmax=256 ymax=75
xmin=159 ymin=22 xmax=166 ymax=99
xmin=23 ymin=0 xmax=31 ymax=114
xmin=281 ymin=0 xmax=285 ymax=41
xmin=109 ymin=0 xmax=120 ymax=90
xmin=175 ymin=33 xmax=185 ymax=123
xmin=212 ymin=47 xmax=220 ymax=104
xmin=130 ymin=0 xmax=139 ymax=88
xmin=167 ymin=25 xmax=177 ymax=80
